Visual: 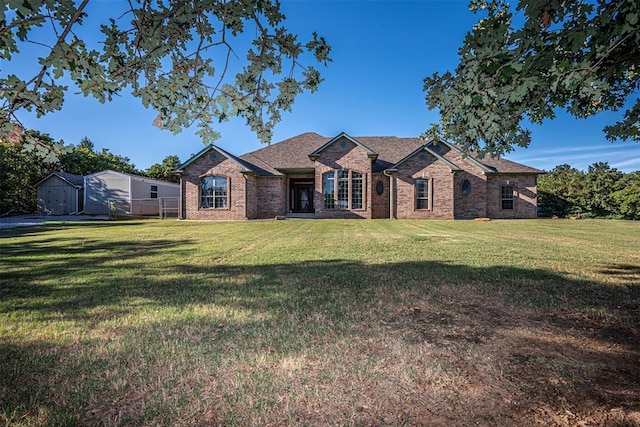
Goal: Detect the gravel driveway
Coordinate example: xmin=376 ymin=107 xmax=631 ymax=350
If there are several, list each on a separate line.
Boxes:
xmin=0 ymin=214 xmax=110 ymax=229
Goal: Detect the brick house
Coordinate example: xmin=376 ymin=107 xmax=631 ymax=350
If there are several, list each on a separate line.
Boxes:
xmin=175 ymin=132 xmax=543 ymax=220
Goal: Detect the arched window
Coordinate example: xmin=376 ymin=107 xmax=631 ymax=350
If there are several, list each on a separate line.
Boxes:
xmin=201 ymin=176 xmax=228 ymax=209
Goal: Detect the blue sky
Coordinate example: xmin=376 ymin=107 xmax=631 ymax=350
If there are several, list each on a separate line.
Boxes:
xmin=11 ymin=0 xmax=640 ymax=172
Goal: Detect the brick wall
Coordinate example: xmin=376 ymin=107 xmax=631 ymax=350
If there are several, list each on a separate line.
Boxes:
xmin=245 ymin=175 xmax=258 ymax=219
xmin=180 ymin=149 xmax=248 ymax=220
xmin=394 ymin=153 xmax=455 ymax=219
xmin=313 ymin=137 xmax=373 ymax=219
xmin=441 ymin=150 xmax=489 ymax=219
xmin=486 ymin=174 xmax=538 ymax=219
xmin=256 ymin=177 xmax=287 ymax=218
xmin=452 ymin=170 xmax=488 ymax=219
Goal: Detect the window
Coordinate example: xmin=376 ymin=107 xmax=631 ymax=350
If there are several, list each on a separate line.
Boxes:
xmin=201 ymin=176 xmax=228 ymax=209
xmin=501 ymin=184 xmax=514 ymax=210
xmin=323 ymin=172 xmax=335 ymax=209
xmin=150 ymin=185 xmax=158 ymax=199
xmin=352 ymin=172 xmax=363 ymax=209
xmin=416 ymin=178 xmax=429 ymax=210
xmin=337 ymin=170 xmax=349 ymax=209
xmin=375 ymin=180 xmax=384 ymax=196
xmin=461 ymin=179 xmax=471 ymax=196
xmin=322 ymin=170 xmax=364 ymax=210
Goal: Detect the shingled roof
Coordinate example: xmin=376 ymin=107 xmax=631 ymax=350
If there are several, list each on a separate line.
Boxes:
xmin=34 ymin=172 xmax=84 ymax=188
xmin=237 ymin=133 xmax=542 ymax=175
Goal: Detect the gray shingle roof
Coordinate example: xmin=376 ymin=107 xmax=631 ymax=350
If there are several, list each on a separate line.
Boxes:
xmin=181 ymin=133 xmax=543 ymax=176
xmin=473 ymin=156 xmax=544 ymax=174
xmin=34 ymin=172 xmax=84 ymax=188
xmin=55 ymin=172 xmax=84 ymax=187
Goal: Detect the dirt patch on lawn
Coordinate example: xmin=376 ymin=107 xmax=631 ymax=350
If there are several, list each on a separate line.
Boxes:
xmin=397 ymin=286 xmax=640 ymax=426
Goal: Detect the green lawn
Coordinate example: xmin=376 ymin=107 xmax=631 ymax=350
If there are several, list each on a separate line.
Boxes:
xmin=1 ymin=219 xmax=639 ymax=426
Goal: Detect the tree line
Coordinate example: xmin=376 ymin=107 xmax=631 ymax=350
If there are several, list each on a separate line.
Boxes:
xmin=538 ymin=163 xmax=640 ymax=220
xmin=0 ymin=130 xmax=180 ymax=215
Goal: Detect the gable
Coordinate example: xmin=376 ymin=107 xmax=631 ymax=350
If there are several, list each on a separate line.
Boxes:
xmin=391 ymin=144 xmax=462 ymax=173
xmin=308 ymin=132 xmax=378 ymax=161
xmin=176 ymin=133 xmax=542 ymax=179
xmin=35 ymin=172 xmax=83 ymax=188
xmin=176 ymin=144 xmax=272 ymax=176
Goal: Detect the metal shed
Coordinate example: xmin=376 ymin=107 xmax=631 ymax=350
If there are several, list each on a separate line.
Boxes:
xmin=35 ymin=172 xmax=84 ymax=215
xmin=83 ymin=170 xmax=179 ymax=215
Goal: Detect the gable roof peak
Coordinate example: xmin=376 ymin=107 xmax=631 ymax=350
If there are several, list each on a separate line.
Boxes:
xmin=308 ymin=132 xmax=378 ymax=161
xmin=390 ymin=143 xmax=462 ymax=172
xmin=175 ymin=144 xmax=274 ymax=176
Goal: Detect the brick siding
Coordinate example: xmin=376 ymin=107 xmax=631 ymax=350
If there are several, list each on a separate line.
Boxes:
xmin=256 ymin=177 xmax=287 ymax=218
xmin=394 ymin=153 xmax=455 ymax=219
xmin=313 ymin=137 xmax=373 ymax=219
xmin=486 ymin=174 xmax=538 ymax=219
xmin=441 ymin=148 xmax=489 ymax=219
xmin=180 ymin=149 xmax=248 ymax=220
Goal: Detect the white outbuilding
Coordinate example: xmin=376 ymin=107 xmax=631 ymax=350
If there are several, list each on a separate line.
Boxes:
xmin=84 ymin=170 xmax=179 ymax=215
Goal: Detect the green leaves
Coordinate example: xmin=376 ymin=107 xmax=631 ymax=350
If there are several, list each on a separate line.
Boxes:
xmin=0 ymin=0 xmax=331 ymax=149
xmin=538 ymin=163 xmax=640 ymax=219
xmin=424 ymin=0 xmax=640 ymax=156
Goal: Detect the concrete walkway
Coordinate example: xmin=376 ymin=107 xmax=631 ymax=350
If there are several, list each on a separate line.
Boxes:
xmin=0 ymin=214 xmax=111 ymax=229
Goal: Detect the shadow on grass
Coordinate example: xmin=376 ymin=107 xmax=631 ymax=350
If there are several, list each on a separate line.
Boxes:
xmin=0 ymin=219 xmax=154 ymax=240
xmin=1 ymin=233 xmax=639 ymax=425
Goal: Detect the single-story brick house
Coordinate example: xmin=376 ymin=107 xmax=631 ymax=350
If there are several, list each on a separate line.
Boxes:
xmin=175 ymin=132 xmax=543 ymax=220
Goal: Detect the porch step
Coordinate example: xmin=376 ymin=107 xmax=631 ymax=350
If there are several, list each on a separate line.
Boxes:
xmin=285 ymin=213 xmax=316 ymax=219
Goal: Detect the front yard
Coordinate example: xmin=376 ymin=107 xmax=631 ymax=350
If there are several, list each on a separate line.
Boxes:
xmin=1 ymin=219 xmax=639 ymax=425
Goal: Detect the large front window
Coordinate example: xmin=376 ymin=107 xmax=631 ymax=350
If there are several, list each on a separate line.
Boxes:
xmin=416 ymin=178 xmax=429 ymax=210
xmin=323 ymin=170 xmax=364 ymax=210
xmin=201 ymin=176 xmax=228 ymax=208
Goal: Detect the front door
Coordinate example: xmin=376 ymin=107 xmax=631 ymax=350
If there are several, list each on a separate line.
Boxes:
xmin=290 ymin=180 xmax=315 ymax=213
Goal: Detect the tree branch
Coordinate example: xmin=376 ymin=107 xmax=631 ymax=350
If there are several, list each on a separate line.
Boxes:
xmin=17 ymin=0 xmax=91 ymax=104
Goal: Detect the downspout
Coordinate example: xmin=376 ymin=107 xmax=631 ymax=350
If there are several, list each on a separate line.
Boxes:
xmin=128 ymin=176 xmax=133 ymax=214
xmin=178 ymin=174 xmax=184 ymax=220
xmin=383 ymin=169 xmax=397 ymax=219
xmin=243 ymin=174 xmax=248 ymax=220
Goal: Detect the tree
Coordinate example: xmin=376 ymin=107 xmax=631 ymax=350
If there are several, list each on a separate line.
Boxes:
xmin=1 ymin=0 xmax=331 ymax=152
xmin=0 ymin=131 xmax=59 ymax=214
xmin=581 ymin=162 xmax=624 ymax=217
xmin=145 ymin=155 xmax=181 ymax=182
xmin=60 ymin=137 xmax=138 ymax=175
xmin=537 ymin=162 xmax=640 ymax=219
xmin=537 ymin=164 xmax=584 ymax=217
xmin=612 ymin=171 xmax=640 ymax=220
xmin=424 ymin=0 xmax=640 ymax=157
